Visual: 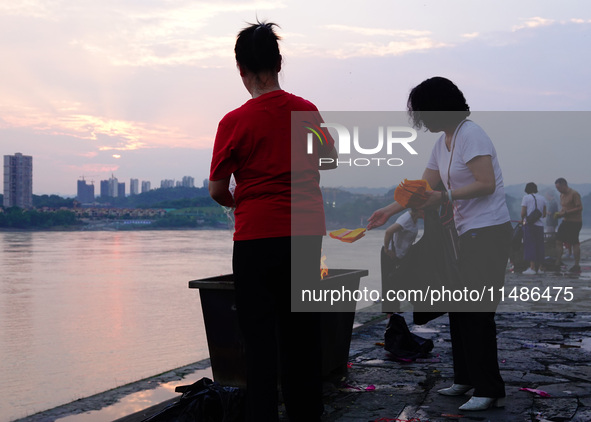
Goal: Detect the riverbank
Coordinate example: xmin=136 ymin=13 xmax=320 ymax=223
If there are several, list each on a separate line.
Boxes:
xmin=12 ymin=239 xmax=591 ymax=422
xmin=0 ymin=222 xmax=229 ymax=232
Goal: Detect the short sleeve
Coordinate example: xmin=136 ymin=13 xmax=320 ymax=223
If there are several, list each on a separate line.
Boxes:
xmin=460 ymin=124 xmax=495 ymax=164
xmin=209 ymin=120 xmax=238 ymax=181
xmin=395 ymin=212 xmax=413 ymax=230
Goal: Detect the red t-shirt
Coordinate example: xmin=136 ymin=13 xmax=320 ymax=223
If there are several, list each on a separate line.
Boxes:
xmin=210 ymin=90 xmax=333 ymax=241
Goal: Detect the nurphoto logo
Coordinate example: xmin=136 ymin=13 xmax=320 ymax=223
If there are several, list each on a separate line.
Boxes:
xmin=305 ymin=122 xmax=419 ymax=167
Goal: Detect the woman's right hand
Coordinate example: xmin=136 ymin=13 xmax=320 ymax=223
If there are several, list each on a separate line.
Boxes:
xmin=367 ymin=207 xmax=392 ymax=230
xmin=367 ymin=201 xmax=404 ymax=230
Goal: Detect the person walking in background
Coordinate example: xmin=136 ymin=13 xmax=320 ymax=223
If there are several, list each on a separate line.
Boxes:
xmin=367 ymin=77 xmax=511 ymax=411
xmin=544 ymin=189 xmax=559 ymax=234
xmin=521 ymin=182 xmax=547 ymax=275
xmin=554 ymin=178 xmax=583 ymax=273
xmin=209 ymin=21 xmax=336 ymax=421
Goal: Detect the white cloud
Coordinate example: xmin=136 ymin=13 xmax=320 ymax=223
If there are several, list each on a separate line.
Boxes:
xmin=325 ymin=24 xmax=431 ymax=38
xmin=68 ymin=1 xmax=287 ymax=67
xmin=462 ymin=32 xmax=480 ymax=39
xmin=0 ymin=103 xmax=197 ymax=152
xmin=2 ymin=1 xmax=287 ymax=68
xmin=71 ymin=36 xmax=235 ymax=67
xmin=512 ymin=17 xmax=555 ymax=31
xmin=318 ymin=24 xmax=449 ymax=58
xmin=0 ymin=0 xmax=63 ymax=20
xmin=328 ymin=39 xmax=450 ymax=59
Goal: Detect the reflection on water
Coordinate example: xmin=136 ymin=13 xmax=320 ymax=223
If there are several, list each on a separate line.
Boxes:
xmin=0 ymin=230 xmax=232 ymax=422
xmin=55 ymin=367 xmax=214 ymax=422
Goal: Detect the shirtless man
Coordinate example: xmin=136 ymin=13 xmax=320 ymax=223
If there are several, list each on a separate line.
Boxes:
xmin=555 ymin=178 xmax=583 ymax=273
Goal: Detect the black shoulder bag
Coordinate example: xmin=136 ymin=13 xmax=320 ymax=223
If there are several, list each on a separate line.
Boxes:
xmin=526 ymin=194 xmax=542 ymax=225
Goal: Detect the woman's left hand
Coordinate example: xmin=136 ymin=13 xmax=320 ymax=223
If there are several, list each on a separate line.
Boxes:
xmin=417 ymin=190 xmax=443 ymax=209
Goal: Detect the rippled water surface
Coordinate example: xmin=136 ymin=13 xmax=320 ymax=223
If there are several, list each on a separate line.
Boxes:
xmin=0 ymin=230 xmax=233 ymax=422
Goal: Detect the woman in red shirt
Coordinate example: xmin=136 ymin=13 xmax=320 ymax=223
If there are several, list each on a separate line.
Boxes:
xmin=209 ymin=21 xmax=336 ymax=421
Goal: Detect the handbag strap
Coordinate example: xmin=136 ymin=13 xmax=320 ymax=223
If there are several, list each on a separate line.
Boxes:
xmin=447 ymin=119 xmax=470 ymax=190
xmin=531 ymin=193 xmax=538 ymax=210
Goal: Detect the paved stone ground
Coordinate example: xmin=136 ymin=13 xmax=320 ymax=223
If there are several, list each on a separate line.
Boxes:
xmin=321 ymin=311 xmax=591 ymax=422
xmin=15 ymin=240 xmax=591 ymax=422
xmin=319 ymin=239 xmax=591 ymax=422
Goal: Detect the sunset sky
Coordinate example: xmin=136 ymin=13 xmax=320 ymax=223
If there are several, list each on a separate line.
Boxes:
xmin=1 ymin=0 xmax=590 ymax=195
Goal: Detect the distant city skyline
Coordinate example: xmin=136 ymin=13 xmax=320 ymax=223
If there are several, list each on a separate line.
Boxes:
xmin=75 ymin=173 xmax=200 ymax=201
xmin=1 ymin=1 xmax=590 ymax=195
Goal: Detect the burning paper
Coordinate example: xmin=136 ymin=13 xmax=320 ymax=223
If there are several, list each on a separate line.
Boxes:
xmin=320 ymin=255 xmax=328 ymax=279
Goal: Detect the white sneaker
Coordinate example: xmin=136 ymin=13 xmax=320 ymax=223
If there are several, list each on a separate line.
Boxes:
xmin=522 ymin=268 xmax=536 ymax=275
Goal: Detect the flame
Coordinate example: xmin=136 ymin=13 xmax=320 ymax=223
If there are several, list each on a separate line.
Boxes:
xmin=320 ymin=254 xmax=328 ymax=279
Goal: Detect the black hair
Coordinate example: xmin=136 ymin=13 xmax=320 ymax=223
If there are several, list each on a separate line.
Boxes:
xmin=555 ymin=177 xmax=568 ymax=186
xmin=525 ymin=182 xmax=538 ymax=194
xmin=407 ymin=76 xmax=471 ymax=131
xmin=235 ymin=20 xmax=281 ymax=74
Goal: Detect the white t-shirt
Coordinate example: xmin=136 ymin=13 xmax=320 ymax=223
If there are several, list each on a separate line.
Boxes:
xmin=521 ymin=193 xmax=546 ymax=227
xmin=388 ymin=211 xmax=419 ymax=258
xmin=426 ymin=120 xmax=510 ymax=236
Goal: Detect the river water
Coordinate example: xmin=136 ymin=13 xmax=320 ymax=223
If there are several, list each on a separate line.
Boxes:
xmin=0 ymin=230 xmax=237 ymax=422
xmin=2 ymin=227 xmax=589 ymax=421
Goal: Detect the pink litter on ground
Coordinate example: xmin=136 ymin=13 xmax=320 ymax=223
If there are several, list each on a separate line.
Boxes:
xmin=366 ymin=385 xmax=376 ymax=391
xmin=519 ymin=388 xmax=551 ymax=397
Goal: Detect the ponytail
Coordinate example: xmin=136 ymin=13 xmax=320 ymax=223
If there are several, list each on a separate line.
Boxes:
xmin=235 ymin=21 xmax=281 ymax=73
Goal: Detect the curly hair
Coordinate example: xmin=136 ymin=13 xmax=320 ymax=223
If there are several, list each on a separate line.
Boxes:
xmin=407 ymin=77 xmax=470 ymax=131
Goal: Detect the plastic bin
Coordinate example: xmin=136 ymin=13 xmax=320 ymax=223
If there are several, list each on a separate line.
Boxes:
xmin=188 ymin=269 xmax=368 ymax=387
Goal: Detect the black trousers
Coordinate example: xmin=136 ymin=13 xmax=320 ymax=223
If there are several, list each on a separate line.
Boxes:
xmin=450 ymin=222 xmax=511 ymax=398
xmin=233 ymin=236 xmax=323 ymax=422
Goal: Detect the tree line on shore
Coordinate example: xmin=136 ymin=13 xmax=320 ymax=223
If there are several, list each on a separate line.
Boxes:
xmin=1 ymin=186 xmax=590 ymax=230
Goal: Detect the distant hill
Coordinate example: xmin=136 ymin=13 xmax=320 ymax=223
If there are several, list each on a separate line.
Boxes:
xmin=332 ymin=183 xmax=591 ymax=199
xmin=94 ymin=186 xmax=214 ymax=209
xmin=504 ymin=183 xmax=591 ymax=198
xmin=323 ymin=184 xmax=591 ymax=228
xmin=331 ymin=186 xmax=394 ymax=196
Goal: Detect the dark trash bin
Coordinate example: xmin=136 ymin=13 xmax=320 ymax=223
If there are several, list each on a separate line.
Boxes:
xmin=188 ymin=269 xmax=368 ymax=387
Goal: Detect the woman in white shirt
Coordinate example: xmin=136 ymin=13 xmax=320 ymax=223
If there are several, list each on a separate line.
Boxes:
xmin=368 ymin=77 xmax=512 ymax=411
xmin=521 ymin=182 xmax=547 ymax=274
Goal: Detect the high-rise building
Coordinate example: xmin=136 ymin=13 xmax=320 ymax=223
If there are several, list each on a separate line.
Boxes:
xmin=118 ymin=182 xmax=125 ymax=198
xmin=3 ymin=153 xmax=33 ymax=208
xmin=130 ymin=178 xmax=139 ymax=195
xmin=182 ymin=176 xmax=195 ymax=188
xmin=161 ymin=179 xmax=175 ymax=189
xmin=141 ymin=181 xmax=151 ymax=193
xmin=77 ymin=179 xmax=95 ymax=203
xmin=99 ymin=175 xmax=120 ymax=198
xmin=100 ymin=180 xmax=110 ymax=198
xmin=109 ymin=175 xmax=119 ymax=197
